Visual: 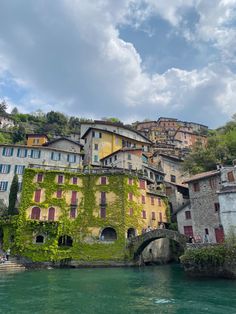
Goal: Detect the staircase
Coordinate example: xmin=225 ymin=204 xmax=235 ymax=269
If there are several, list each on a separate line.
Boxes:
xmin=0 ymin=259 xmax=25 ymax=272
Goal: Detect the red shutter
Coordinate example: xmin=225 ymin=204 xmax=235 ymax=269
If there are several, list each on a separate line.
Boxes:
xmin=215 ymin=227 xmax=224 ymax=243
xmin=31 ymin=207 xmax=40 ymax=220
xmin=70 ymin=208 xmax=76 ymax=219
xmin=128 ymin=178 xmax=133 ymax=185
xmin=101 ymin=177 xmax=107 ymax=184
xmin=34 ymin=189 xmax=41 ymax=202
xmin=139 ymin=180 xmax=145 ymax=189
xmin=37 ymin=174 xmax=43 ymax=182
xmin=129 ymin=208 xmax=133 ymax=216
xmin=101 ymin=192 xmax=106 ymax=204
xmin=48 ymin=207 xmax=55 ymax=221
xmin=71 ymin=191 xmax=77 ymax=205
xmin=142 ymin=210 xmax=146 ymax=219
xmin=142 ymin=195 xmax=145 ymax=204
xmin=158 ymin=198 xmax=161 ymax=206
xmin=58 ymin=175 xmax=63 ymax=184
xmin=57 ymin=190 xmax=62 ymax=198
xmin=129 ymin=193 xmax=133 ymax=201
xmin=152 ymin=212 xmax=156 ymax=220
xmin=183 ymin=226 xmax=193 ymax=237
xmin=151 ymin=196 xmax=154 ymax=205
xmin=159 ymin=212 xmax=163 ymax=222
xmin=100 ymin=207 xmax=106 ymax=218
xmin=72 ymin=177 xmax=78 ymax=184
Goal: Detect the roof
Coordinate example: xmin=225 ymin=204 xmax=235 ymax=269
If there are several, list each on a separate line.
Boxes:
xmin=100 ymin=148 xmax=143 ymax=161
xmin=81 ymin=126 xmax=152 ymax=143
xmin=174 ymin=201 xmax=191 ymax=214
xmin=164 ymin=181 xmax=188 ymax=189
xmin=184 ymin=169 xmax=220 ymax=183
xmin=174 ymin=127 xmax=207 ymax=138
xmin=26 ymin=133 xmax=49 ymax=140
xmin=43 ymin=137 xmax=83 ymax=147
xmin=218 ymin=186 xmax=236 ymax=194
xmin=157 ymin=153 xmax=184 ymax=162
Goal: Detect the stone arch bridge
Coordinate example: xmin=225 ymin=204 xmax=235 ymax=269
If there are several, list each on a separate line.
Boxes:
xmin=128 ymin=229 xmax=189 ymax=260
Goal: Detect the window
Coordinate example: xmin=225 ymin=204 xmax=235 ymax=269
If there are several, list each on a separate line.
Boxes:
xmin=170 ymin=175 xmax=176 ymax=183
xmin=128 ymin=193 xmax=133 ymax=201
xmin=2 ymin=147 xmax=13 ymax=157
xmin=17 ymin=148 xmax=27 ymax=158
xmin=70 ymin=208 xmax=76 ymax=219
xmin=128 ymin=178 xmax=133 ymax=185
xmin=14 ymin=165 xmax=25 ymax=175
xmin=0 ymin=164 xmax=11 ymax=174
xmin=56 ymin=190 xmax=62 ymax=198
xmin=227 ymin=171 xmax=235 ymax=182
xmin=185 ymin=211 xmax=191 ymax=220
xmin=93 ymin=131 xmax=102 ymax=138
xmin=150 ymin=172 xmax=154 ymax=180
xmin=51 ymin=152 xmax=61 ymax=161
xmin=101 ymin=192 xmax=106 ymax=205
xmin=94 ymin=155 xmax=98 ymax=162
xmin=100 ymin=207 xmax=106 ymax=218
xmin=205 ymin=228 xmax=209 ymax=235
xmin=214 ymin=203 xmax=220 ymax=212
xmin=34 ymin=189 xmax=41 ymax=202
xmin=31 ymin=207 xmax=40 ymax=220
xmin=193 ymin=182 xmax=200 ymax=192
xmin=36 ymin=235 xmax=44 ymax=243
xmin=31 ymin=149 xmax=41 ymax=159
xmin=128 ymin=154 xmax=131 ymax=160
xmin=158 ymin=198 xmax=161 ymax=206
xmin=0 ymin=181 xmax=8 ymax=191
xmin=141 ymin=195 xmax=145 ymax=204
xmin=18 ymin=182 xmax=22 ymax=192
xmin=142 ymin=210 xmax=147 ymax=219
xmin=67 ymin=154 xmax=76 ymax=163
xmin=114 ymin=155 xmax=117 ymax=161
xmin=94 ymin=144 xmax=98 ymax=150
xmin=152 ymin=212 xmax=156 ymax=220
xmin=139 ymin=180 xmax=146 ymax=189
xmin=48 ymin=207 xmax=55 ymax=221
xmin=129 ymin=208 xmax=133 ymax=216
xmin=151 ymin=196 xmax=154 ymax=205
xmin=58 ymin=175 xmax=64 ymax=184
xmin=159 ymin=212 xmax=163 ymax=222
xmin=209 ymin=177 xmax=217 ymax=189
xmin=101 ymin=177 xmax=107 ymax=185
xmin=128 ymin=163 xmax=132 ymax=170
xmin=33 ymin=139 xmax=40 ymax=144
xmin=71 ymin=191 xmax=77 ymax=205
xmin=72 ymin=177 xmax=78 ymax=184
xmin=183 ymin=226 xmax=193 ymax=237
xmin=166 ymin=187 xmax=172 ymax=196
xmin=37 ymin=174 xmax=43 ymax=183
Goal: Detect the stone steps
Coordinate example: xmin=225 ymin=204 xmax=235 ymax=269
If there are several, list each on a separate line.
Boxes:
xmin=0 ymin=260 xmax=25 ymax=272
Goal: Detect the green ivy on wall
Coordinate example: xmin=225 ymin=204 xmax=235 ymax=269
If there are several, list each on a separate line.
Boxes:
xmin=5 ymin=168 xmax=146 ymax=262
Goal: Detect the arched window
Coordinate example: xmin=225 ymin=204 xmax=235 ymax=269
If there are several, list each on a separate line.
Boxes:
xmin=36 ymin=235 xmax=44 ymax=244
xmin=48 ymin=207 xmax=55 ymax=221
xmin=31 ymin=207 xmax=41 ymax=220
xmin=101 ymin=227 xmax=117 ymax=241
xmin=58 ymin=235 xmax=73 ymax=247
xmin=127 ymin=228 xmax=136 ymax=238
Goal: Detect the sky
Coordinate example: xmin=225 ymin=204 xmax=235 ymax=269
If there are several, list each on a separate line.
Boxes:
xmin=0 ymin=0 xmax=236 ymax=128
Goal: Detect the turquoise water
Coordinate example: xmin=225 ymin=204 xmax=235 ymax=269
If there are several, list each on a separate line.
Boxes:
xmin=0 ymin=264 xmax=236 ymax=314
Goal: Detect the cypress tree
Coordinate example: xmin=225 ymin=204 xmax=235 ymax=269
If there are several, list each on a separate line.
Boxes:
xmin=8 ymin=174 xmax=19 ymax=215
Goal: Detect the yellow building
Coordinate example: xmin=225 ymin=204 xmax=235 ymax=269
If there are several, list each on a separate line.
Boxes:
xmin=81 ymin=121 xmax=152 ymax=166
xmin=26 ymin=134 xmax=49 ymax=146
xmin=14 ymin=167 xmax=168 ymax=262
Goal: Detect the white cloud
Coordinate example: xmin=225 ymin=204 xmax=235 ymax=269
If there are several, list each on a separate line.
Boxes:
xmin=0 ymin=0 xmax=235 ymax=127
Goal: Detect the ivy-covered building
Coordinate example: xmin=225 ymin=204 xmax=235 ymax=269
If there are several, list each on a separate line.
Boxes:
xmin=3 ymin=167 xmax=168 ymax=263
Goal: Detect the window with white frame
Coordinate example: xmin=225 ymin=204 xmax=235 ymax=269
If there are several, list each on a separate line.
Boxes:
xmin=17 ymin=148 xmax=27 ymax=158
xmin=0 ymin=181 xmax=8 ymax=191
xmin=2 ymin=147 xmax=13 ymax=157
xmin=67 ymin=154 xmax=76 ymax=163
xmin=51 ymin=152 xmax=61 ymax=161
xmin=15 ymin=165 xmax=25 ymax=175
xmin=31 ymin=149 xmax=41 ymax=159
xmin=0 ymin=164 xmax=11 ymax=174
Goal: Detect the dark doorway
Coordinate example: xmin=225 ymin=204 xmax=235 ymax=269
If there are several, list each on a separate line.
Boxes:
xmin=101 ymin=228 xmax=117 ymax=241
xmin=36 ymin=235 xmax=44 ymax=244
xmin=58 ymin=235 xmax=73 ymax=247
xmin=127 ymin=228 xmax=136 ymax=238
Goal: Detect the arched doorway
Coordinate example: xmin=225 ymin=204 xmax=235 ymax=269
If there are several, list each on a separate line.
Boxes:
xmin=127 ymin=228 xmax=136 ymax=238
xmin=31 ymin=207 xmax=41 ymax=220
xmin=48 ymin=207 xmax=55 ymax=221
xmin=101 ymin=227 xmax=117 ymax=241
xmin=36 ymin=235 xmax=44 ymax=244
xmin=58 ymin=235 xmax=73 ymax=247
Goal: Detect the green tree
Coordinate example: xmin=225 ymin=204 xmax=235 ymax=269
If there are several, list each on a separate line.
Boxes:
xmin=0 ymin=100 xmax=7 ymax=114
xmin=12 ymin=125 xmax=26 ymax=143
xmin=8 ymin=174 xmax=19 ymax=215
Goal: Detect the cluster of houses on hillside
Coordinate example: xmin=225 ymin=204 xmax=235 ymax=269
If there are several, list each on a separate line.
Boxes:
xmin=0 ymin=117 xmax=235 ymax=245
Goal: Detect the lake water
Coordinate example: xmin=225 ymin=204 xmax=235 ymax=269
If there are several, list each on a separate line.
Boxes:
xmin=0 ymin=264 xmax=236 ymax=314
